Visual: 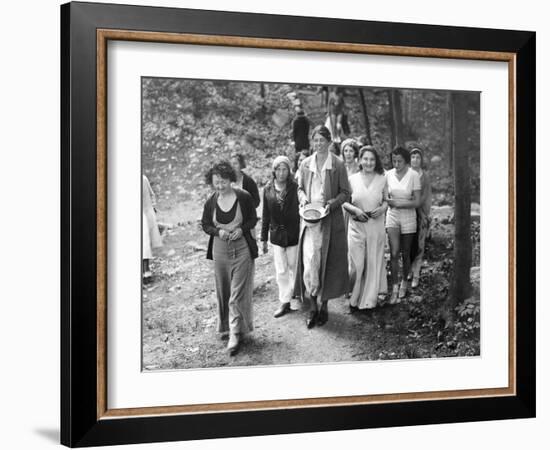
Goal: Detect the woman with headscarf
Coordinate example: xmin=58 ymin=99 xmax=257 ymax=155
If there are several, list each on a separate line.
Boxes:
xmin=294 ymin=125 xmax=351 ymax=328
xmin=343 ymin=146 xmax=388 ymax=311
xmin=201 ymin=161 xmax=259 ymax=356
xmin=261 ymin=156 xmax=300 ymax=318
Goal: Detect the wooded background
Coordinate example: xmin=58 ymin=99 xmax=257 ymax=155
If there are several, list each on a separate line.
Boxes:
xmin=142 ymin=78 xmax=480 ymax=312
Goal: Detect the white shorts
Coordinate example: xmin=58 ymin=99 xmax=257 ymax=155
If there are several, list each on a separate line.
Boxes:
xmin=386 ymin=207 xmax=417 ymax=234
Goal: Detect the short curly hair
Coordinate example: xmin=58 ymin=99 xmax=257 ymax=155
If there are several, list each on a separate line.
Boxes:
xmin=204 ymin=161 xmax=236 ymax=185
xmin=391 ymin=146 xmax=411 ymax=165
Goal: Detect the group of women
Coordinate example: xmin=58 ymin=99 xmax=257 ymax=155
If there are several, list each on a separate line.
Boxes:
xmin=201 ymin=125 xmax=432 ymax=356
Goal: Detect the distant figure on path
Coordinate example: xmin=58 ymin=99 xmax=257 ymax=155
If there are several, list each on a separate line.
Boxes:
xmin=326 ymin=87 xmax=345 ymax=143
xmin=291 ymin=106 xmax=311 ymax=170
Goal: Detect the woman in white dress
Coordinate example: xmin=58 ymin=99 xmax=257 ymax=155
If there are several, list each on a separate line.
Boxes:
xmin=142 ymin=174 xmax=162 ymax=281
xmin=343 ymin=146 xmax=388 ymax=311
xmin=385 ymin=147 xmax=421 ymax=303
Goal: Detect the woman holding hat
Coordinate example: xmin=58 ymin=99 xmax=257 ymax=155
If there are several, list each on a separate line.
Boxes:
xmin=261 ymin=156 xmax=300 ymax=318
xmin=294 ymin=125 xmax=351 ymax=328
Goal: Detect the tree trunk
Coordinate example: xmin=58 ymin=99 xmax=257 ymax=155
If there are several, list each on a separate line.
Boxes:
xmin=388 ymin=89 xmax=404 ymax=148
xmin=447 ymin=92 xmax=454 ymax=175
xmin=358 ymin=88 xmax=372 ymax=144
xmin=387 ymin=90 xmax=396 ymax=149
xmin=447 ymin=92 xmax=472 ymax=314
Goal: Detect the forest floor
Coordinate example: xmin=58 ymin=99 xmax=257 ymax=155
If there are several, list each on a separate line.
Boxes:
xmin=142 ymin=199 xmax=480 ymax=371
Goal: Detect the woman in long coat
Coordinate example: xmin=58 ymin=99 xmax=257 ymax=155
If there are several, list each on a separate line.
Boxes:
xmin=293 ymin=125 xmax=351 ymax=328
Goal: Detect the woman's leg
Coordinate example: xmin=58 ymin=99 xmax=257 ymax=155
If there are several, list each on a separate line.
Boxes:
xmin=348 ymin=229 xmax=366 ymax=308
xmin=399 ymin=233 xmax=416 ymax=295
xmin=411 ymin=216 xmax=430 ymax=284
xmin=387 ymin=227 xmax=401 ymax=287
xmin=214 ymin=258 xmax=232 ymax=334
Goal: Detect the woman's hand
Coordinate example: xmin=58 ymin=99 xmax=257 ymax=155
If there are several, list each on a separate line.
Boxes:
xmin=229 ymin=228 xmax=243 ymax=241
xmin=349 ymin=205 xmax=367 ymax=222
xmin=387 ymin=198 xmax=397 ymax=208
xmin=262 ymin=241 xmax=269 ymax=254
xmin=369 ymin=206 xmax=385 ymax=219
xmin=219 ymin=229 xmax=229 ymax=241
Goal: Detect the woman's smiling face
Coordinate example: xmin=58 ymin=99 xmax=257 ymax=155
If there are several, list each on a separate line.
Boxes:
xmin=361 ymin=150 xmax=377 ymax=173
xmin=212 ymin=174 xmax=232 ymax=193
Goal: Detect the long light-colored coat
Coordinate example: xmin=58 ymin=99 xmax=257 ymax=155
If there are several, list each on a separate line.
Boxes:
xmin=293 ymin=152 xmax=351 ymax=302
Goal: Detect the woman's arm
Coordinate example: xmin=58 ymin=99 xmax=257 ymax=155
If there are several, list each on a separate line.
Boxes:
xmin=391 ymin=190 xmax=421 ymax=209
xmin=297 ymin=163 xmax=309 ymax=207
xmin=418 ymin=172 xmax=431 ymax=207
xmin=326 ymin=161 xmax=351 ymax=211
xmin=260 ymin=188 xmax=270 ymax=243
xmin=249 ymin=176 xmax=261 ymax=209
xmin=200 ymin=197 xmax=220 ymax=236
xmin=239 ymin=192 xmax=259 ymax=232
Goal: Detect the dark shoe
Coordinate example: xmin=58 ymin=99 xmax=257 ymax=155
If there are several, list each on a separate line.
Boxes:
xmin=306 ymin=311 xmax=317 ymax=329
xmin=274 ymin=302 xmax=291 ymax=318
xmin=349 ymin=304 xmax=358 ymax=314
xmin=317 ymin=307 xmax=328 ymax=326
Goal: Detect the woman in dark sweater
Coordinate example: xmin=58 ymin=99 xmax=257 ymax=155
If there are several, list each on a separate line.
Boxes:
xmin=261 ymin=156 xmax=300 ymax=318
xmin=201 ymin=161 xmax=258 ymax=356
xmin=230 ymin=153 xmax=260 ymax=208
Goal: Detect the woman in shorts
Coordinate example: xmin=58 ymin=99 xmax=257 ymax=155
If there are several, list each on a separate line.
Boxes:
xmin=385 ymin=147 xmax=421 ymax=303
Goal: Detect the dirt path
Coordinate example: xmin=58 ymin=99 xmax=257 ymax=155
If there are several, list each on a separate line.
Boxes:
xmin=142 ymin=203 xmax=479 ymax=371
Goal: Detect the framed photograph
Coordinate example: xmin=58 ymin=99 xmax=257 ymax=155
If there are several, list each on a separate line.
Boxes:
xmin=61 ymin=1 xmax=535 ymax=447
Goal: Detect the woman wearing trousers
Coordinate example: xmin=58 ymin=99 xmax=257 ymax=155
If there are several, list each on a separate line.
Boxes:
xmin=201 ymin=161 xmax=259 ymax=356
xmin=261 ymin=156 xmax=300 ymax=318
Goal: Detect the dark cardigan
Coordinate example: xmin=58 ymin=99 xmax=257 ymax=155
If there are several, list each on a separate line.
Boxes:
xmin=201 ymin=188 xmax=259 ymax=260
xmin=261 ymin=180 xmax=300 ymax=247
xmin=241 ymin=172 xmax=260 ymax=208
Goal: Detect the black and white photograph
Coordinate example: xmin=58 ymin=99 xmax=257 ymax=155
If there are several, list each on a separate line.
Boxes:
xmin=141 ymin=78 xmax=481 ymax=370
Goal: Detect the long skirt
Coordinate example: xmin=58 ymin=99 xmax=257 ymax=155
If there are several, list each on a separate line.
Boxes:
xmin=212 ymin=236 xmax=254 ymax=335
xmin=348 ymin=220 xmax=387 ymax=309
